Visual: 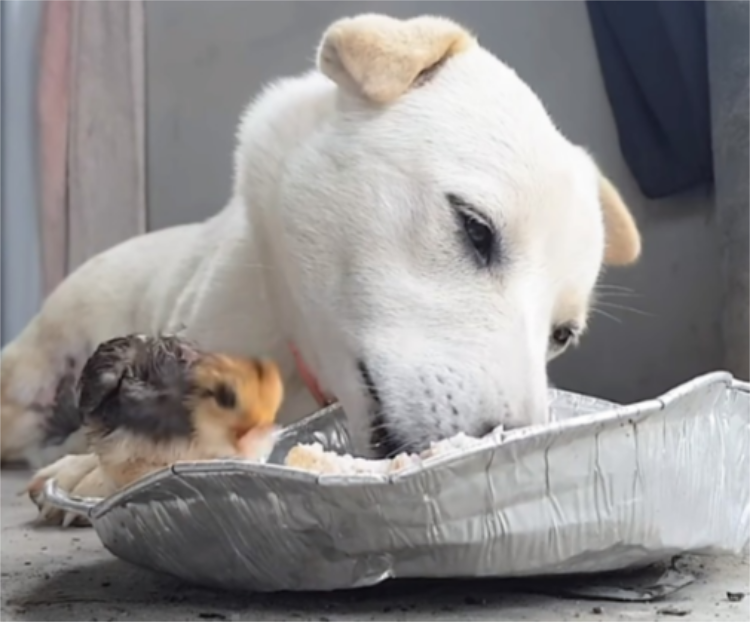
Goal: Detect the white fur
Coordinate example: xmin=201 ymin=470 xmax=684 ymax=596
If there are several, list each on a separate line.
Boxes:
xmin=1 ymin=27 xmax=608 ymax=467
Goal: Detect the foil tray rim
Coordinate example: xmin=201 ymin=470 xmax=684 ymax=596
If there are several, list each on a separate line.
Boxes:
xmin=43 ymin=370 xmax=745 ymax=522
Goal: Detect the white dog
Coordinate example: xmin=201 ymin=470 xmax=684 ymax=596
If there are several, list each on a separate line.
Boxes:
xmin=1 ymin=14 xmax=640 ymax=514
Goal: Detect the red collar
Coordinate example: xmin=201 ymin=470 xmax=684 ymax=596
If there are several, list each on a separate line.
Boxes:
xmin=289 ymin=342 xmax=335 ymax=408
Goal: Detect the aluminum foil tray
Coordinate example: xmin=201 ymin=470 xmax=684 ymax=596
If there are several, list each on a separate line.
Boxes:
xmin=44 ymin=371 xmax=750 ymax=592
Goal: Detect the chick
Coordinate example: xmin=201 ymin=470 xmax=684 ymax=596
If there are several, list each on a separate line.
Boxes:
xmin=76 ymin=334 xmax=283 ymax=488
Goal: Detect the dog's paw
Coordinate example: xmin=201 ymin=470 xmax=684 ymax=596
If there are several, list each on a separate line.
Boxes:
xmin=26 ymin=453 xmax=113 ymax=527
xmin=0 ymin=400 xmax=45 ymax=467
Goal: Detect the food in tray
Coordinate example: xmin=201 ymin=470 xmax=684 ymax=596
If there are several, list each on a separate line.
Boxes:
xmin=67 ymin=334 xmax=283 ymax=487
xmin=284 ymin=431 xmax=494 ymax=475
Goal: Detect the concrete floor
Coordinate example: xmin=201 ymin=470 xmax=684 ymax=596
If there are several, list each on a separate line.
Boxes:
xmin=2 ymin=469 xmax=749 ymax=622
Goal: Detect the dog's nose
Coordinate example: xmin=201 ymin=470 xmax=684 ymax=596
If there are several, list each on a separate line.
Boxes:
xmin=521 ymin=392 xmax=549 ymax=427
xmin=501 ymin=392 xmax=549 ymax=431
xmin=477 ymin=420 xmax=498 ymax=437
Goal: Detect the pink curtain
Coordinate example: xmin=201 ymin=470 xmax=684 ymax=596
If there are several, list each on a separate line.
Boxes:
xmin=37 ymin=0 xmax=147 ymax=296
xmin=38 ymin=0 xmax=72 ymax=296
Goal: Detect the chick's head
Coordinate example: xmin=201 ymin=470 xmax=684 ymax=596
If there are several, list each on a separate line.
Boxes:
xmin=186 ymin=355 xmax=283 ymax=451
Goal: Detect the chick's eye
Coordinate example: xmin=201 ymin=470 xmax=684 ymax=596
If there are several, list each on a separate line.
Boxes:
xmin=214 ymin=382 xmax=236 ymax=409
xmin=551 ymin=326 xmax=575 ymax=348
xmin=460 ymin=211 xmax=494 ymax=266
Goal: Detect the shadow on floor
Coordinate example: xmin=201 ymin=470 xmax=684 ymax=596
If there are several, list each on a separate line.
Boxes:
xmin=6 ymin=556 xmax=555 ymax=621
xmin=5 ymin=554 xmax=698 ymax=622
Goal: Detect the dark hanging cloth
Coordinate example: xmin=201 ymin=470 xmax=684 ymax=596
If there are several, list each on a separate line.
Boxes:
xmin=585 ymin=1 xmax=713 ymax=199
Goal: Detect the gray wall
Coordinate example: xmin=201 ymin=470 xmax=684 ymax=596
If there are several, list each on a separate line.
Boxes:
xmin=147 ymin=1 xmax=722 ymax=403
xmin=707 ymin=0 xmax=749 ymax=381
xmin=1 ymin=0 xmax=43 ymax=346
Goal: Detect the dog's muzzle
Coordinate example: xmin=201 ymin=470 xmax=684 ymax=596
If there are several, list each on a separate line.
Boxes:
xmin=357 ymin=360 xmax=406 ymax=458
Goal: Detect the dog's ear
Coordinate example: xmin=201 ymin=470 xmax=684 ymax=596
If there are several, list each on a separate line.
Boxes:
xmin=599 ymin=175 xmax=641 ymax=266
xmin=317 ymin=14 xmax=475 ymax=104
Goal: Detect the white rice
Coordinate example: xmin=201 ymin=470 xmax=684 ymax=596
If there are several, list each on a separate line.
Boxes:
xmin=284 ymin=430 xmax=498 ymax=475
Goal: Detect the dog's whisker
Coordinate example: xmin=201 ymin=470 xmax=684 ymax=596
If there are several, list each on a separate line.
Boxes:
xmin=595 ymin=301 xmax=654 ymax=317
xmin=596 ymin=283 xmax=636 ymax=292
xmin=594 ymin=291 xmax=642 ymax=299
xmin=590 ymin=308 xmax=623 ymax=324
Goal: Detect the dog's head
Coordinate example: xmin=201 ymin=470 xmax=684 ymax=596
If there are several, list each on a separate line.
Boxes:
xmin=245 ymin=14 xmax=641 ymax=455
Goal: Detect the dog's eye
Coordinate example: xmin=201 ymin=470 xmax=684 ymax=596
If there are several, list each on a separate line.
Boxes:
xmin=551 ymin=325 xmax=576 ymax=348
xmin=460 ymin=211 xmax=495 ymax=266
xmin=463 ymin=214 xmax=495 ymax=263
xmin=447 ymin=194 xmax=496 ymax=267
xmin=214 ymin=382 xmax=237 ymax=409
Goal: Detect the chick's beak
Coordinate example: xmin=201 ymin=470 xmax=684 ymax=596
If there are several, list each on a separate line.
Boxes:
xmin=235 ymin=424 xmax=279 ymax=461
xmin=231 ymin=419 xmax=253 ymax=443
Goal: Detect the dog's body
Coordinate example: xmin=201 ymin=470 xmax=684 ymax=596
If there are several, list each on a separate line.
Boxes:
xmin=1 ymin=14 xmax=640 ymax=518
xmin=1 ymin=201 xmax=317 ymax=465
